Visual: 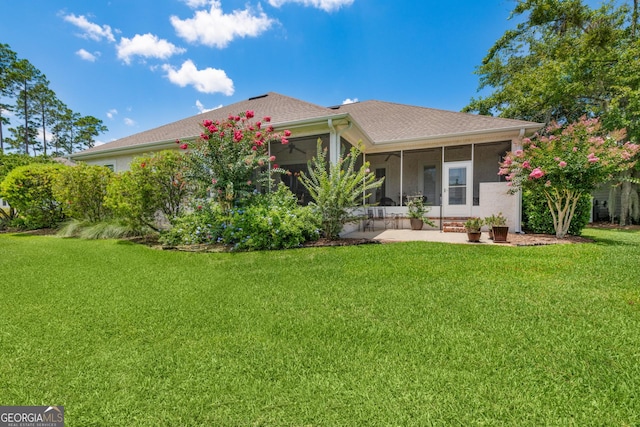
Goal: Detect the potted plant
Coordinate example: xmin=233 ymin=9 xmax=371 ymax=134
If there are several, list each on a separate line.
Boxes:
xmin=485 ymin=212 xmax=508 ymax=242
xmin=484 ymin=212 xmax=507 ymax=240
xmin=464 ymin=217 xmax=483 ymax=242
xmin=406 ymin=196 xmax=435 ymax=230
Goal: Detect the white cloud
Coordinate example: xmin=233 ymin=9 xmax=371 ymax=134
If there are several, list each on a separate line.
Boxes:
xmin=342 ymin=98 xmax=358 ymax=104
xmin=124 ymin=118 xmax=136 ymax=126
xmin=195 ymin=99 xmax=222 ymax=113
xmin=76 ymin=49 xmax=99 ymax=62
xmin=117 ymin=33 xmax=186 ymax=64
xmin=267 ymin=0 xmax=354 ymax=12
xmin=162 ymin=60 xmax=234 ymax=95
xmin=106 ymin=109 xmax=118 ymax=119
xmin=182 ymin=0 xmax=210 ymax=8
xmin=171 ymin=0 xmax=275 ymax=48
xmin=63 ymin=14 xmax=116 ymax=42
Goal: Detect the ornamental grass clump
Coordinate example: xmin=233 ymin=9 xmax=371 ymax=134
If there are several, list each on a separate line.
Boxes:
xmin=499 ymin=117 xmax=639 ymax=237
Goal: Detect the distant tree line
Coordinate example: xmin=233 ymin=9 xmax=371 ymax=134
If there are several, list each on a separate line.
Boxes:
xmin=0 ymin=43 xmax=107 ymax=156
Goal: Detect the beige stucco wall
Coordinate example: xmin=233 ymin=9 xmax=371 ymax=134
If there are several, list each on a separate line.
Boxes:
xmin=473 ymin=182 xmax=519 ymax=231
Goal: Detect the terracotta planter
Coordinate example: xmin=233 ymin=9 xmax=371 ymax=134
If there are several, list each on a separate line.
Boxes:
xmin=410 ymin=218 xmax=424 ymax=230
xmin=492 ymin=226 xmax=509 ymax=242
xmin=466 ymin=231 xmax=481 ymax=242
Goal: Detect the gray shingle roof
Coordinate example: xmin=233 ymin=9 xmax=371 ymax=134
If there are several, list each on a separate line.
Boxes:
xmin=79 ymin=92 xmax=342 ymax=154
xmin=77 ymin=92 xmax=541 ymax=156
xmin=336 ymin=100 xmax=541 ymax=143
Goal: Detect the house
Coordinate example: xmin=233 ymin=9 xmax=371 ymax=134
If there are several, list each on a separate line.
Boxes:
xmin=71 ymin=92 xmax=542 ymax=232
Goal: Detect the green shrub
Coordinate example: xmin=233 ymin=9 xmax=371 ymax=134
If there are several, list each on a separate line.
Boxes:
xmin=222 ymin=185 xmax=320 ymax=251
xmin=161 ymin=185 xmax=320 ymax=250
xmin=159 ymin=201 xmax=225 ymax=246
xmin=105 ymin=151 xmax=191 ymax=231
xmin=53 ymin=163 xmax=113 ymax=223
xmin=0 ymin=163 xmax=66 ymax=229
xmin=523 ymin=190 xmax=591 ymax=236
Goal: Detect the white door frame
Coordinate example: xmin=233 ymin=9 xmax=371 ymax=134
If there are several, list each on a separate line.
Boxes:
xmin=443 ymin=161 xmax=473 ymax=217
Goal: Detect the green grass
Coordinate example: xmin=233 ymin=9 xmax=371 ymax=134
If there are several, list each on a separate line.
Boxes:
xmin=1 ymin=228 xmax=639 ymax=426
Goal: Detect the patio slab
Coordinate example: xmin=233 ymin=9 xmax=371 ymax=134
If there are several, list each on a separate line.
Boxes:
xmin=343 ymin=229 xmax=496 ymax=244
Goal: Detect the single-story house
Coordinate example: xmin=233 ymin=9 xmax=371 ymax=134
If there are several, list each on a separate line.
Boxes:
xmin=71 ymin=92 xmax=542 ymax=232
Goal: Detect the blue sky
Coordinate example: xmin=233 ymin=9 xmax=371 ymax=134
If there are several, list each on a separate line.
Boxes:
xmin=1 ymin=0 xmax=522 ymax=145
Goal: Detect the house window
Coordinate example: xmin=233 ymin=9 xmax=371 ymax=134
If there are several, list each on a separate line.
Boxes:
xmin=1 ymin=199 xmax=7 ymax=207
xmin=104 ymin=164 xmax=115 ymax=171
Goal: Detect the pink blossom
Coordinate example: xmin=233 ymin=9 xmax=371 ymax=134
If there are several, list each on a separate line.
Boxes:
xmin=498 ymin=168 xmax=508 ymax=175
xmin=529 ymin=167 xmax=545 ymax=179
xmin=203 ymin=119 xmax=213 ymax=127
xmin=208 ymin=125 xmax=218 ymax=133
xmin=522 ymin=161 xmax=531 ymax=169
xmin=212 ymin=178 xmax=217 ymax=184
xmin=267 ymin=125 xmax=274 ymax=133
xmin=140 ymin=162 xmax=146 ymax=168
xmin=200 ymin=133 xmax=209 ymax=140
xmin=197 ymin=205 xmax=202 ymax=210
xmin=522 ymin=137 xmax=531 ymax=145
xmin=558 ymin=161 xmax=567 ymax=168
xmin=264 ymin=116 xmax=271 ymax=123
xmin=255 ymin=121 xmax=262 ymax=129
xmin=269 ymin=155 xmax=276 ymax=162
xmin=365 ymin=168 xmax=370 ymax=173
xmin=503 ymin=157 xmax=513 ymax=166
xmin=175 ymin=139 xmax=181 ymax=144
xmin=233 ymin=130 xmax=243 ymax=142
xmin=284 ymin=129 xmax=292 ymax=137
xmin=545 ymin=180 xmax=551 ymax=187
xmin=247 ymin=180 xmax=252 ymax=185
xmin=572 ymin=146 xmax=578 ymax=152
xmin=281 ymin=138 xmax=289 ymax=145
xmin=246 ymin=110 xmax=255 ymax=119
xmin=258 ymin=160 xmax=264 ymax=166
xmin=180 ymin=143 xmax=188 ymax=150
xmin=255 ymin=132 xmax=262 ymax=138
xmin=251 ymin=146 xmax=258 ymax=151
xmin=514 ymin=149 xmax=523 ymax=157
xmin=587 ymin=153 xmax=599 ymax=163
xmin=234 ymin=116 xmax=241 ymax=122
xmin=272 ymin=163 xmax=279 ymax=169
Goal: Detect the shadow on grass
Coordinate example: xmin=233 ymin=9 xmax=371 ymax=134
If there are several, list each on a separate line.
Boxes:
xmin=585 ymin=228 xmax=640 ymax=247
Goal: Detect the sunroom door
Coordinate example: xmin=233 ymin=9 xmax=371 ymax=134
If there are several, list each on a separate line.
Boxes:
xmin=443 ymin=161 xmax=472 ymax=217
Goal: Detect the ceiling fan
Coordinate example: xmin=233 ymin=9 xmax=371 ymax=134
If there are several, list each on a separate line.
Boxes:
xmin=277 ymin=143 xmax=306 ymax=155
xmin=384 ymin=152 xmax=400 ymax=162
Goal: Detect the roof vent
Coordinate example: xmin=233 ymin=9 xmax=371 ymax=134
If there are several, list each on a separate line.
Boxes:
xmin=328 ymin=105 xmax=341 ymax=110
xmin=248 ymin=93 xmax=269 ymax=100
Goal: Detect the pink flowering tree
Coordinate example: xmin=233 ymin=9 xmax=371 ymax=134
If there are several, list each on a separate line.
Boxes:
xmin=183 ymin=110 xmax=290 ymax=211
xmin=499 ymin=117 xmax=640 ymax=238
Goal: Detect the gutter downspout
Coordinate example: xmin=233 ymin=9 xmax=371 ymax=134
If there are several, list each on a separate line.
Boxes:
xmin=516 ymin=128 xmax=525 ymax=233
xmin=328 ymin=118 xmax=352 ymax=165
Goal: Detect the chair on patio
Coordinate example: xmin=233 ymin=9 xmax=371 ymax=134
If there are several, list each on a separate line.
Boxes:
xmin=362 ymin=208 xmax=375 ymax=231
xmin=375 ymin=207 xmax=395 ymax=229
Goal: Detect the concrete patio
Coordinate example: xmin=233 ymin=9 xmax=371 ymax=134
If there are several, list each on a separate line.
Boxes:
xmin=343 ymin=229 xmax=498 ymax=245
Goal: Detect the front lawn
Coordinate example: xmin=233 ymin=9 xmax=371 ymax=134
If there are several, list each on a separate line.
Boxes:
xmin=1 ymin=228 xmax=639 ymax=426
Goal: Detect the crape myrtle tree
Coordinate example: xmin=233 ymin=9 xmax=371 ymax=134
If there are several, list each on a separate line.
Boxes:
xmin=499 ymin=117 xmax=640 ymax=237
xmin=184 ymin=110 xmax=291 ymax=211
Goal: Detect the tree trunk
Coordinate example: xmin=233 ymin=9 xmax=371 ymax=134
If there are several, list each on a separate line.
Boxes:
xmin=545 ymin=188 xmax=582 ymax=238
